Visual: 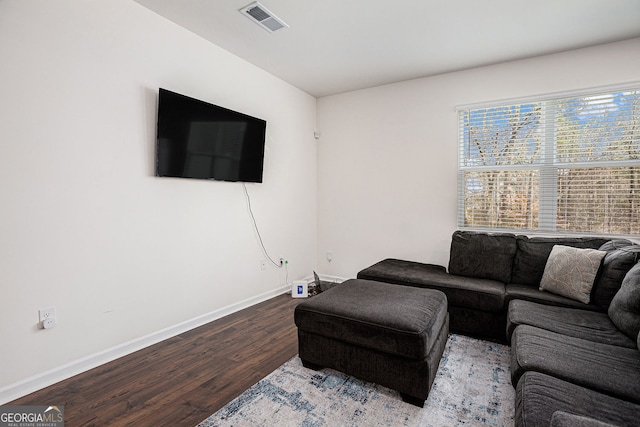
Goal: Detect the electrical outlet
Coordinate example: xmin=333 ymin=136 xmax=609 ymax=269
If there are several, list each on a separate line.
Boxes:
xmin=43 ymin=318 xmax=56 ymax=329
xmin=39 ymin=307 xmax=56 ymax=322
xmin=39 ymin=307 xmax=57 ymax=330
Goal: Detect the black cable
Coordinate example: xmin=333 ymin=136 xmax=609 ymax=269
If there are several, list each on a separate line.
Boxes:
xmin=242 ymin=183 xmax=282 ymax=268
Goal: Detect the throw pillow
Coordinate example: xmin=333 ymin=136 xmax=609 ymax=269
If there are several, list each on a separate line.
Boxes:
xmin=591 ymin=240 xmax=639 ymax=309
xmin=608 ymin=262 xmax=640 ymax=340
xmin=540 ymin=245 xmax=607 ymax=304
xmin=511 ymin=236 xmax=609 ymax=287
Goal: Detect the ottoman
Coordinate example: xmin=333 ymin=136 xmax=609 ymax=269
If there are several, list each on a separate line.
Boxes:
xmin=294 ymin=278 xmax=449 ymax=406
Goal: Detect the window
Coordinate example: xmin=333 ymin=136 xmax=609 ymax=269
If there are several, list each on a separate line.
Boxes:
xmin=457 ymin=86 xmax=640 ymax=235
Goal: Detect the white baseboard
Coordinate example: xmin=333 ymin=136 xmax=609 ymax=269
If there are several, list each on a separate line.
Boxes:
xmin=0 ymin=284 xmax=290 ymax=405
xmin=299 ymin=274 xmax=347 ymax=284
xmin=316 ymin=274 xmax=347 ymax=284
xmin=283 ymin=274 xmax=346 ymax=294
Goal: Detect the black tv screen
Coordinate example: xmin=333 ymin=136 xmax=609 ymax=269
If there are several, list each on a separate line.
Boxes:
xmin=156 ymin=88 xmax=266 ymax=183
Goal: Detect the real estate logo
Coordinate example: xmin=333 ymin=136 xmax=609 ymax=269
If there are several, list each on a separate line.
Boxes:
xmin=0 ymin=405 xmax=64 ymax=427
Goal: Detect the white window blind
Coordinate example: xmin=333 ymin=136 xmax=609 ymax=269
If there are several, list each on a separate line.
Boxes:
xmin=458 ymin=87 xmax=640 ymax=235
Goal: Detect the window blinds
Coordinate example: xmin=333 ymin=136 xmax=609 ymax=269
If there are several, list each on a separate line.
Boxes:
xmin=458 ymin=87 xmax=640 ymax=235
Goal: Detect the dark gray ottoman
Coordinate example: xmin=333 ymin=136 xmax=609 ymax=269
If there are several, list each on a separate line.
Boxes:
xmin=294 ymin=278 xmax=449 ymax=406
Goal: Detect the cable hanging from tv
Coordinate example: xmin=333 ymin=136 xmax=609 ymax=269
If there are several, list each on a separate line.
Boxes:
xmin=242 ymin=183 xmax=283 ymax=268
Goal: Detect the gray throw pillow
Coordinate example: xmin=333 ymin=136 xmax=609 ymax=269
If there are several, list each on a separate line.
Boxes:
xmin=511 ymin=236 xmax=609 ymax=287
xmin=608 ymin=262 xmax=640 ymax=340
xmin=540 ymin=245 xmax=606 ymax=304
xmin=591 ymin=240 xmax=639 ymax=309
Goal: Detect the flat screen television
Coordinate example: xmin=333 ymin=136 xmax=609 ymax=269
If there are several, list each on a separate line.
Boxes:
xmin=156 ymin=88 xmax=266 ymax=183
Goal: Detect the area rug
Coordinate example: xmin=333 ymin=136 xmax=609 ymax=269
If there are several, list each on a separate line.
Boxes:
xmin=197 ymin=334 xmax=514 ymax=426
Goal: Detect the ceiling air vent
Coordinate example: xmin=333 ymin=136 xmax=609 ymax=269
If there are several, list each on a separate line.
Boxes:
xmin=240 ymin=2 xmax=289 ymax=33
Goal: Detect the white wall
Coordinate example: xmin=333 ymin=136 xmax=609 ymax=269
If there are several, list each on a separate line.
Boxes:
xmin=0 ymin=0 xmax=317 ymax=399
xmin=317 ymin=38 xmax=640 ymax=278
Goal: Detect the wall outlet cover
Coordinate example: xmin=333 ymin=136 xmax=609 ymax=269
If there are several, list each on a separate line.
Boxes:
xmin=39 ymin=307 xmax=56 ymax=322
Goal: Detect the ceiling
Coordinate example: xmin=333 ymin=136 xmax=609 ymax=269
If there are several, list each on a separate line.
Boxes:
xmin=133 ymin=0 xmax=640 ymax=98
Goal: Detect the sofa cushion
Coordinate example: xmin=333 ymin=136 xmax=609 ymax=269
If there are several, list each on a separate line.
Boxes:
xmin=608 ymin=261 xmax=640 ymax=340
xmin=357 ymin=258 xmax=447 ymax=283
xmin=592 ymin=240 xmax=639 ymax=310
xmin=550 ymin=411 xmax=620 ymax=427
xmin=448 ymin=230 xmax=516 ymax=284
xmin=511 ymin=325 xmax=640 ymax=404
xmin=358 ymin=258 xmax=506 ymax=312
xmin=506 ymin=300 xmax=636 ymax=348
xmin=516 ymin=372 xmax=640 ymax=427
xmin=539 ymin=245 xmax=606 ymax=304
xmin=511 ymin=236 xmax=610 ymax=288
xmin=294 ymin=279 xmax=448 ymax=360
xmin=506 ymin=284 xmax=602 ymax=312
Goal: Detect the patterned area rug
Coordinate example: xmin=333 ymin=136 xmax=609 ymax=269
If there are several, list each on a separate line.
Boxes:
xmin=197 ymin=334 xmax=514 ymax=426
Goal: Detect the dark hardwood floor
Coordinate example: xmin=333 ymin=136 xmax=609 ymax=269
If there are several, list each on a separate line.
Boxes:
xmin=11 ymin=294 xmax=301 ymax=426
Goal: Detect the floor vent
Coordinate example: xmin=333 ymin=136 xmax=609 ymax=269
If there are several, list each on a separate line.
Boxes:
xmin=240 ymin=2 xmax=289 ymax=33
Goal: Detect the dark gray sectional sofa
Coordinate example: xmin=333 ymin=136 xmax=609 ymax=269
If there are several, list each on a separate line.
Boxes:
xmin=357 ymin=230 xmax=640 ymax=426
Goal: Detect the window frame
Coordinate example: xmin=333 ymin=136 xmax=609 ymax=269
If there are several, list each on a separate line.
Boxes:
xmin=456 ymin=82 xmax=640 ymax=237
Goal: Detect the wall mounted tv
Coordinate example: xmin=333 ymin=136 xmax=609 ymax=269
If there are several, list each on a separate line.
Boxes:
xmin=156 ymin=88 xmax=266 ymax=183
